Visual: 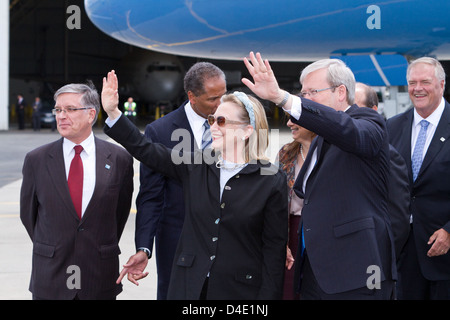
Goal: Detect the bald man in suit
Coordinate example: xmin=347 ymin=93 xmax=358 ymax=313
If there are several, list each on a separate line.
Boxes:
xmin=20 ymin=81 xmax=133 ymax=300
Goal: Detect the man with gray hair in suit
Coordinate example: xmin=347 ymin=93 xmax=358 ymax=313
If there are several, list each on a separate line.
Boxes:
xmin=20 ymin=81 xmax=134 ymax=300
xmin=387 ymin=57 xmax=450 ymax=299
xmin=243 ymin=52 xmax=396 ymax=299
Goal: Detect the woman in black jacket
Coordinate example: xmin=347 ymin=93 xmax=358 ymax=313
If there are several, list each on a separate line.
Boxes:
xmin=102 ymin=70 xmax=288 ymax=300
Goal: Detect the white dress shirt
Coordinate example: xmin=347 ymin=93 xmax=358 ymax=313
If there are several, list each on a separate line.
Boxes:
xmin=184 ymin=101 xmax=209 ymax=149
xmin=411 ymin=97 xmax=445 ymax=160
xmin=63 ymin=132 xmax=96 ymax=217
xmin=219 ymin=161 xmax=248 ymax=200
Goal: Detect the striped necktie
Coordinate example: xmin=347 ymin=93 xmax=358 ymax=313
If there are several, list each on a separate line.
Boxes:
xmin=201 ymin=120 xmax=212 ymax=149
xmin=411 ymin=119 xmax=429 ymax=181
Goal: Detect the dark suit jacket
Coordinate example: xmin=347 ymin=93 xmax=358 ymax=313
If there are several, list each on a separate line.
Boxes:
xmin=20 ymin=136 xmax=134 ymax=299
xmin=292 ymin=100 xmax=396 ymax=295
xmin=386 ymin=144 xmax=410 ymax=259
xmin=387 ymin=101 xmax=450 ymax=281
xmin=135 ymin=102 xmax=194 ymax=299
xmin=105 ymin=115 xmax=288 ymax=300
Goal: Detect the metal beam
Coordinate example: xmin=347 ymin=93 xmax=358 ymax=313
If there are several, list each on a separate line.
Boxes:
xmin=0 ymin=0 xmax=9 ymax=130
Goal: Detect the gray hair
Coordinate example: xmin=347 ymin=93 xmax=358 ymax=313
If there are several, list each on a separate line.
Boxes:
xmin=407 ymin=57 xmax=446 ymax=85
xmin=300 ymin=59 xmax=355 ymax=105
xmin=183 ymin=62 xmax=226 ymax=96
xmin=54 ymin=80 xmax=100 ymax=125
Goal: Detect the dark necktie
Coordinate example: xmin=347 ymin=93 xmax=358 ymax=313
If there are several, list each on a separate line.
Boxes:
xmin=201 ymin=120 xmax=212 ymax=149
xmin=68 ymin=145 xmax=84 ymax=219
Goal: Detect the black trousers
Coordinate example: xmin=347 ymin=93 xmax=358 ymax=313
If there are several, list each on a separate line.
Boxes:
xmin=199 ymin=277 xmax=209 ymax=300
xmin=397 ymin=226 xmax=450 ymax=300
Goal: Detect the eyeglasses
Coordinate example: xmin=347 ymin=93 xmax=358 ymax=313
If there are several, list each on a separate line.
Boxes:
xmin=300 ymin=86 xmax=338 ymax=98
xmin=207 ymin=115 xmax=248 ymax=127
xmin=52 ymin=107 xmax=91 ymax=115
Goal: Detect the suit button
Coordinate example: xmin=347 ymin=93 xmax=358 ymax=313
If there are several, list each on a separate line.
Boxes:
xmin=212 ymin=237 xmax=218 ymax=242
xmin=210 ymin=255 xmax=216 ymax=261
xmin=235 ymin=175 xmax=240 ymax=179
xmin=304 ymin=199 xmax=309 ymax=205
xmin=77 ymin=227 xmax=84 ymax=232
xmin=215 ymin=218 xmax=220 ymax=224
xmin=224 ymin=185 xmax=231 ymax=190
xmin=245 ymin=274 xmax=253 ymax=280
xmin=220 ymin=203 xmax=225 ymax=209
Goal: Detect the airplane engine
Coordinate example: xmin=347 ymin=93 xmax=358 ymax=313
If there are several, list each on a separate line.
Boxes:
xmin=117 ymin=50 xmax=184 ymax=105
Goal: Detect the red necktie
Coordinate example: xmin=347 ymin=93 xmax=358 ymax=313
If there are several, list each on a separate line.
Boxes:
xmin=68 ymin=145 xmax=84 ymax=219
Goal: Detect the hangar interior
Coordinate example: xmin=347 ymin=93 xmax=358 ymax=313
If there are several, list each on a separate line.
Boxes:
xmin=8 ymin=0 xmax=450 ymax=130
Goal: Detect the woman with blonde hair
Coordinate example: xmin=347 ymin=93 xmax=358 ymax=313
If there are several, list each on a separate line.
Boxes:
xmin=102 ymin=70 xmax=288 ymax=300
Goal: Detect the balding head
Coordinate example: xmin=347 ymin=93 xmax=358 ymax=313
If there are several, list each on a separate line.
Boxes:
xmin=354 ymin=82 xmax=379 ymax=110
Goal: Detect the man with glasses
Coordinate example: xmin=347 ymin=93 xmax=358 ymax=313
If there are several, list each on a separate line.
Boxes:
xmin=20 ymin=81 xmax=134 ymax=300
xmin=243 ymin=52 xmax=396 ymax=299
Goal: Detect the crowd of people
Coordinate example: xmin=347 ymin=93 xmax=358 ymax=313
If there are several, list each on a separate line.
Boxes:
xmin=19 ymin=52 xmax=450 ymax=300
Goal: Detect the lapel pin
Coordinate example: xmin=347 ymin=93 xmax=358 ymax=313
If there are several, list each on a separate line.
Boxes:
xmin=440 ymin=137 xmax=445 ymax=142
xmin=105 ymin=164 xmax=111 ymax=170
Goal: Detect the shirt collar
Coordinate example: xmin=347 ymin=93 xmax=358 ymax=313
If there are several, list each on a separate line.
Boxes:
xmin=63 ymin=131 xmax=95 ymax=157
xmin=413 ymin=97 xmax=445 ymax=128
xmin=185 ymin=101 xmax=208 ymax=128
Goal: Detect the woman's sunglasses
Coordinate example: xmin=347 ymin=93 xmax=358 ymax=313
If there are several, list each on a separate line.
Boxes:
xmin=207 ymin=114 xmax=248 ymax=127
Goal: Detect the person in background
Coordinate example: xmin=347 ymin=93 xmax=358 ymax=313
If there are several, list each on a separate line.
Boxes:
xmin=387 ymin=57 xmax=450 ymax=299
xmin=31 ymin=96 xmax=42 ymax=131
xmin=124 ymin=97 xmax=137 ymax=123
xmin=20 ymin=81 xmax=134 ymax=300
xmin=277 ymin=114 xmax=316 ymax=300
xmin=16 ymin=94 xmax=26 ymax=130
xmin=354 ymin=82 xmax=410 ymax=262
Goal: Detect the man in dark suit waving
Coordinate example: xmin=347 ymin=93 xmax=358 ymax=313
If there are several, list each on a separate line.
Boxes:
xmin=116 ymin=62 xmax=227 ymax=299
xmin=20 ymin=81 xmax=134 ymax=300
xmin=387 ymin=57 xmax=450 ymax=299
xmin=243 ymin=52 xmax=396 ymax=299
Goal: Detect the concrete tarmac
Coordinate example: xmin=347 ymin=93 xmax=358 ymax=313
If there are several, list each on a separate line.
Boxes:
xmin=0 ymin=123 xmax=291 ymax=300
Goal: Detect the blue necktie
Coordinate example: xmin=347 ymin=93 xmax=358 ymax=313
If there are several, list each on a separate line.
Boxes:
xmin=201 ymin=120 xmax=212 ymax=149
xmin=411 ymin=120 xmax=429 ymax=181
